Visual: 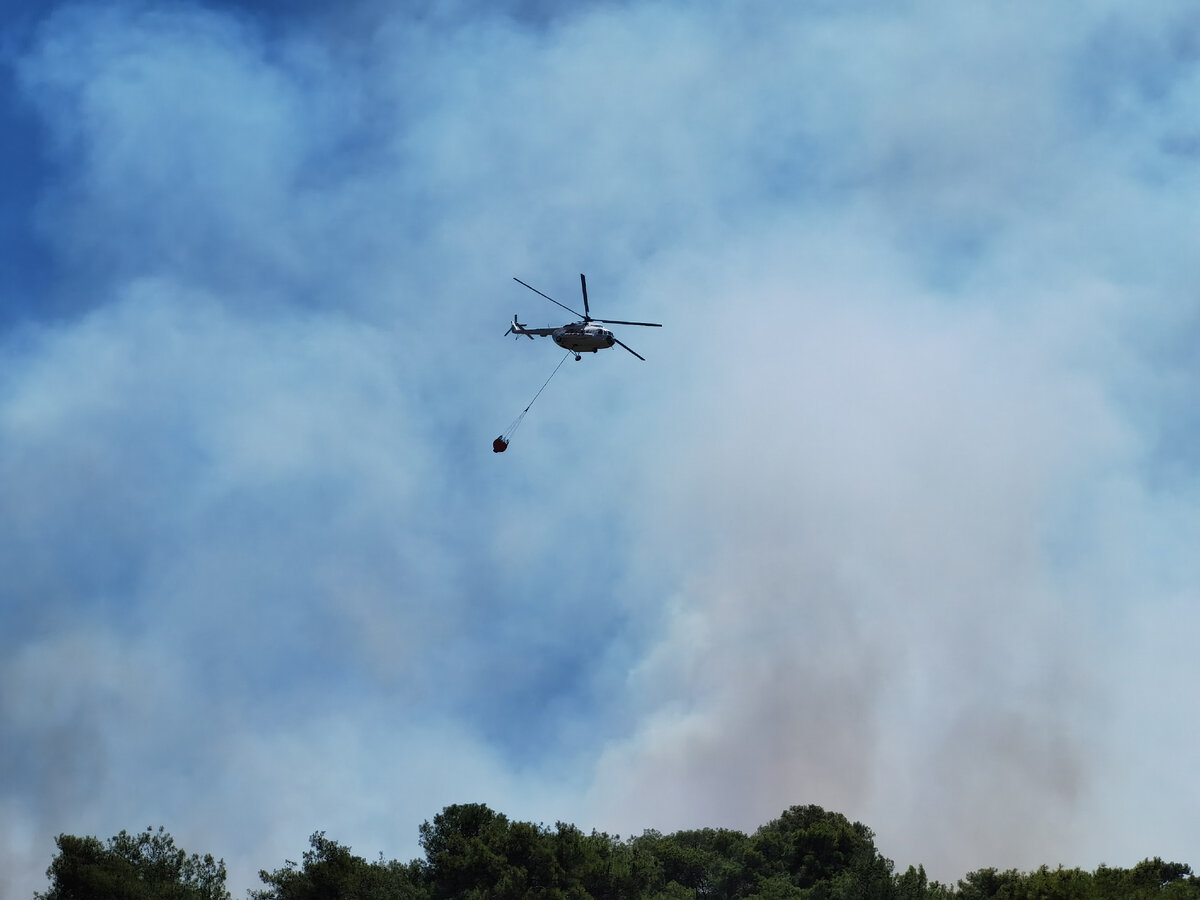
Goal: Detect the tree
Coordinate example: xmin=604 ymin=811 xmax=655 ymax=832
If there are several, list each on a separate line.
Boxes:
xmin=748 ymin=805 xmax=896 ymax=899
xmin=1094 ymin=858 xmax=1200 ymax=900
xmin=252 ymin=831 xmax=426 ymax=900
xmin=1019 ymin=864 xmax=1095 ymax=900
xmin=633 ymin=827 xmax=752 ymax=899
xmin=589 ymin=831 xmax=667 ymax=900
xmin=36 ymin=826 xmax=229 ymax=900
xmin=954 ymin=867 xmax=1025 ymax=900
xmin=895 ymin=865 xmax=931 ymax=900
xmin=418 ymin=805 xmax=682 ymax=899
xmin=418 ymin=803 xmax=516 ymax=899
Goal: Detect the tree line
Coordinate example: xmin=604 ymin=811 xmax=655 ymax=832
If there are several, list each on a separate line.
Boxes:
xmin=34 ymin=803 xmax=1200 ymax=899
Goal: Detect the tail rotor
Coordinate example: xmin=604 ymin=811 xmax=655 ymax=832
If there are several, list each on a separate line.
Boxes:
xmin=505 ymin=315 xmax=533 ymax=339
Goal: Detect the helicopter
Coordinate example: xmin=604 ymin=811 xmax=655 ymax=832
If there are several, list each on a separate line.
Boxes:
xmin=505 ymin=273 xmax=662 ymax=360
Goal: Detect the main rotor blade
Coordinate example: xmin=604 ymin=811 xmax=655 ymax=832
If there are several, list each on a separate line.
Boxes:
xmin=613 ymin=338 xmax=646 ymax=361
xmin=596 ymin=318 xmax=662 ymax=327
xmin=513 ymin=277 xmax=583 ymax=319
xmin=580 ymin=273 xmax=590 ymax=320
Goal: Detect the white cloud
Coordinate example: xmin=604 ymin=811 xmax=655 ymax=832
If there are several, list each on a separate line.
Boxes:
xmin=4 ymin=1 xmax=1200 ymax=897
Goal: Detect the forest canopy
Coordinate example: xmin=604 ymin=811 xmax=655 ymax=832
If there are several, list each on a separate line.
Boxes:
xmin=35 ymin=804 xmax=1200 ymax=900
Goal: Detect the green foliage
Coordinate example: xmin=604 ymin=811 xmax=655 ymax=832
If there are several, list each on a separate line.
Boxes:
xmin=39 ymin=809 xmax=1200 ymax=900
xmin=895 ymin=865 xmax=954 ymax=900
xmin=590 ymin=827 xmax=668 ymax=899
xmin=954 ymin=859 xmax=1200 ymax=900
xmin=955 ymin=867 xmax=1025 ymax=900
xmin=1017 ymin=864 xmax=1097 ymax=900
xmin=1094 ymin=858 xmax=1198 ymax=900
xmin=632 ymin=827 xmax=753 ymax=898
xmin=417 ymin=803 xmax=577 ymax=898
xmin=747 ymin=805 xmax=896 ymax=899
xmin=743 ymin=874 xmax=805 ymax=899
xmin=252 ymin=831 xmax=426 ymax=900
xmin=35 ymin=826 xmax=229 ymax=900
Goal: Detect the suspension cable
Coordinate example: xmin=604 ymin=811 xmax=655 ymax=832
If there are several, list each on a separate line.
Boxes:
xmin=494 ymin=351 xmax=572 ymax=451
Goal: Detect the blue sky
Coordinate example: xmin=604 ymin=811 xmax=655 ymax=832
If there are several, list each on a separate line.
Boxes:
xmin=3 ymin=1 xmax=1200 ymax=896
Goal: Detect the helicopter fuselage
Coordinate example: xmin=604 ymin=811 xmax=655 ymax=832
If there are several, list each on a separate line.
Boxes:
xmin=553 ymin=322 xmax=616 ymax=354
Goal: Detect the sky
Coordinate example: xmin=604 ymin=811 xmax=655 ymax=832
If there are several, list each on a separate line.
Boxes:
xmin=2 ymin=0 xmax=1200 ymax=896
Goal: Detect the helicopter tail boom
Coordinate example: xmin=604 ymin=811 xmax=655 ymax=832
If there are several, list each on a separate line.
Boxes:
xmin=506 ymin=315 xmax=556 ymax=339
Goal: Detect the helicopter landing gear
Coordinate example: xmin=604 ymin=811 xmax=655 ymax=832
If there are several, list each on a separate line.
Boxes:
xmin=574 ymin=354 xmax=582 ymax=361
